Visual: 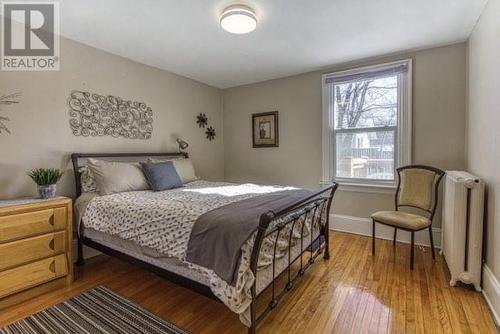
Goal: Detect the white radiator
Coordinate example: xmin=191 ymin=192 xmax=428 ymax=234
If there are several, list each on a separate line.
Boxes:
xmin=441 ymin=171 xmax=484 ymax=291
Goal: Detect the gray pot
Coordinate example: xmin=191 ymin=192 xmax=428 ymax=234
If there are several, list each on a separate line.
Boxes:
xmin=38 ymin=184 xmax=57 ymax=199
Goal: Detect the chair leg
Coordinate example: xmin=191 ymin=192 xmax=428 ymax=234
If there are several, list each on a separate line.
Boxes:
xmin=410 ymin=232 xmax=415 ymax=270
xmin=429 ymin=226 xmax=435 ymax=260
xmin=372 ymin=220 xmax=376 ymax=255
xmin=393 ymin=228 xmax=397 ymax=246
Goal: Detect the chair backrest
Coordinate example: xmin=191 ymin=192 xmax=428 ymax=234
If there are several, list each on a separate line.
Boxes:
xmin=395 ymin=165 xmax=445 ymax=220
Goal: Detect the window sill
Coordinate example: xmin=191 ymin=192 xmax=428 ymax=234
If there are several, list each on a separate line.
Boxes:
xmin=320 ymin=180 xmax=396 ymax=194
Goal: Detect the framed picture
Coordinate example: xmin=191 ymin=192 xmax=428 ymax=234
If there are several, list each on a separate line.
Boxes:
xmin=252 ymin=111 xmax=279 ymax=148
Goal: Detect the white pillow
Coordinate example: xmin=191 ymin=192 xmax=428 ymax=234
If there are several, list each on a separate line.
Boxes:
xmin=149 ymin=158 xmax=198 ymax=184
xmin=87 ymin=158 xmax=149 ymax=195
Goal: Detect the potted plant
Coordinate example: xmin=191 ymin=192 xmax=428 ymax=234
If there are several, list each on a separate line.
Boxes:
xmin=27 ymin=168 xmax=64 ymax=199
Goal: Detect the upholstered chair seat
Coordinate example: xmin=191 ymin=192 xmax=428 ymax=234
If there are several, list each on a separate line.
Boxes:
xmin=371 ymin=211 xmax=431 ymax=230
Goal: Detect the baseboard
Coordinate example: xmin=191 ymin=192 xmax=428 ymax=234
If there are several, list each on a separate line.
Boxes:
xmin=483 ymin=265 xmax=500 ymax=327
xmin=329 ymin=214 xmax=441 ymax=248
xmin=72 ymin=239 xmax=101 ymax=262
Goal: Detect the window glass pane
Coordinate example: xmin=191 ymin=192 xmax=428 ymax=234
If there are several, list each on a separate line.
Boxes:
xmin=335 ymin=131 xmax=394 ymax=180
xmin=333 ymin=76 xmax=398 ymax=130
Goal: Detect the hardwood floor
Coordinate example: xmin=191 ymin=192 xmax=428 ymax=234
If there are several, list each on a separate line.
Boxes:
xmin=0 ymin=232 xmax=497 ymax=333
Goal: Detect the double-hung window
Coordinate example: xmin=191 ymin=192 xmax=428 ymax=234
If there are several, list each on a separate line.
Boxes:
xmin=322 ymin=60 xmax=412 ymax=187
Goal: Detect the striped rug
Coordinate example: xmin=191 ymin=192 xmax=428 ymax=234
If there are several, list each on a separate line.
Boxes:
xmin=0 ymin=286 xmax=190 ymax=334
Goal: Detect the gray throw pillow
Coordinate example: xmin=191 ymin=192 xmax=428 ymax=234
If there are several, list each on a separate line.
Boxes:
xmin=140 ymin=161 xmax=183 ymax=191
xmin=148 ymin=158 xmax=198 ymax=184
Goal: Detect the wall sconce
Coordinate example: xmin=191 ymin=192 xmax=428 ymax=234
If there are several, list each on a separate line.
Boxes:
xmin=176 ymin=138 xmax=189 ymax=152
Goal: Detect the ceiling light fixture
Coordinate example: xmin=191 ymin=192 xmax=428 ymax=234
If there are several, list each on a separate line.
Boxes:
xmin=220 ymin=4 xmax=257 ymax=34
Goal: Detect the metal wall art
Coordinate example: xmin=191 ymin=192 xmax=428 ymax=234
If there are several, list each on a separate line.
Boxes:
xmin=68 ymin=90 xmax=153 ymax=139
xmin=195 ymin=112 xmax=215 ymax=141
xmin=205 ymin=126 xmax=216 ymax=141
xmin=196 ymin=113 xmax=208 ymax=128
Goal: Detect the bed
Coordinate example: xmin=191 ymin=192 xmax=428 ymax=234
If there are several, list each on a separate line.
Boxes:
xmin=72 ymin=152 xmax=337 ymax=334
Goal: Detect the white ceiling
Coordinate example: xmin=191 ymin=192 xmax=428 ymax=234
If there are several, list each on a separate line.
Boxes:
xmin=59 ymin=0 xmax=487 ymax=88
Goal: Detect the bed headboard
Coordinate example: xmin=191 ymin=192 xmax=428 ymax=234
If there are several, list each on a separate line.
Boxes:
xmin=71 ymin=152 xmax=188 ymax=197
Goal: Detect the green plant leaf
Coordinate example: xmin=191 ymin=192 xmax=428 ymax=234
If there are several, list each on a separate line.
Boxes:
xmin=27 ymin=168 xmax=64 ymax=186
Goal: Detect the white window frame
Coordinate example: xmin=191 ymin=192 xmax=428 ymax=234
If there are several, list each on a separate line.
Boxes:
xmin=321 ymin=59 xmax=412 ymax=188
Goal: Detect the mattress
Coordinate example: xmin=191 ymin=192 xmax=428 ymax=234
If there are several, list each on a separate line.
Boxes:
xmin=83 ymin=223 xmax=320 ymax=291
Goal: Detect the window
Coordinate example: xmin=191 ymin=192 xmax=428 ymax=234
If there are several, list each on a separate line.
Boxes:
xmin=322 ymin=60 xmax=412 ymax=187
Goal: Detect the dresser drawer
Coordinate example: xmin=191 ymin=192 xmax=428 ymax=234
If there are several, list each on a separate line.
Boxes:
xmin=0 ymin=254 xmax=68 ymax=298
xmin=0 ymin=207 xmax=66 ymax=243
xmin=0 ymin=231 xmax=66 ymax=271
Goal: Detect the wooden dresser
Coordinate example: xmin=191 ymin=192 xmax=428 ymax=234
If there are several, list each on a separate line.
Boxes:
xmin=0 ymin=197 xmax=73 ymax=309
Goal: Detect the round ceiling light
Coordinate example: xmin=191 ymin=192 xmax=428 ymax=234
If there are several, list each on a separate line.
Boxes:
xmin=220 ymin=5 xmax=257 ymax=34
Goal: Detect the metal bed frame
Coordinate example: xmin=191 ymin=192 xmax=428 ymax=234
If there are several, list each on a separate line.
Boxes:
xmin=71 ymin=152 xmax=337 ymax=334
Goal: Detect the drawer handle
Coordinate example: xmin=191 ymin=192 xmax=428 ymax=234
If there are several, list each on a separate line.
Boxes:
xmin=49 ymin=239 xmax=55 ymax=250
xmin=49 ymin=260 xmax=56 ymax=273
xmin=49 ymin=217 xmax=54 ymax=226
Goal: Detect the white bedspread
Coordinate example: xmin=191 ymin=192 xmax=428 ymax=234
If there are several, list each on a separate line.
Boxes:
xmin=79 ymin=180 xmax=324 ymax=326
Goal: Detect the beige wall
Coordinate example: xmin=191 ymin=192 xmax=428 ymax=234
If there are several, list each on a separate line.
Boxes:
xmin=0 ymin=37 xmax=468 ymax=229
xmin=467 ymin=0 xmax=500 ymax=280
xmin=223 ymin=43 xmax=467 ymax=224
xmin=0 ymin=37 xmax=224 ymax=199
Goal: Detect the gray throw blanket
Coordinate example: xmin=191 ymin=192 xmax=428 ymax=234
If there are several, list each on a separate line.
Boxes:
xmin=186 ymin=189 xmax=314 ymax=285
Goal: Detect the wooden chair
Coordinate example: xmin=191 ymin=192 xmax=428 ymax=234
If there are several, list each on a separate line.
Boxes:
xmin=371 ymin=165 xmax=445 ymax=270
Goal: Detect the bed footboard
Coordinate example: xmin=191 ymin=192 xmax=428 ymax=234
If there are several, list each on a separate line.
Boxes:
xmin=247 ymin=183 xmax=337 ymax=334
